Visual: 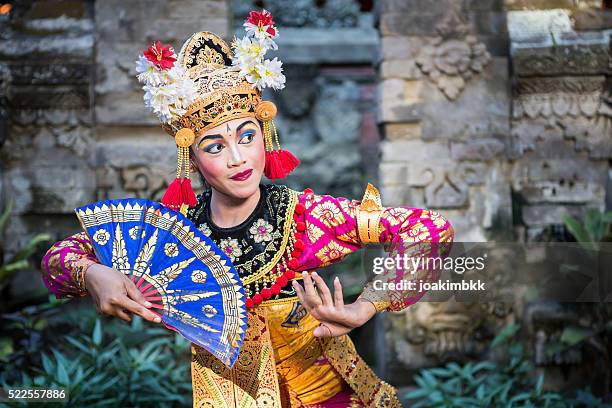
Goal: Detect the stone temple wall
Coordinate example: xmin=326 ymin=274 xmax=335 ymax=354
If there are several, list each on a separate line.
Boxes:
xmin=377 ymin=0 xmax=611 ymax=395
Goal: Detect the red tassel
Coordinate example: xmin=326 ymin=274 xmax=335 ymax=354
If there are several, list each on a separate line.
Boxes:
xmin=277 ymin=149 xmax=300 ymax=175
xmin=181 ymin=178 xmax=197 ymax=207
xmin=161 ymin=178 xmax=183 ymax=209
xmin=264 ymin=150 xmax=288 ymax=180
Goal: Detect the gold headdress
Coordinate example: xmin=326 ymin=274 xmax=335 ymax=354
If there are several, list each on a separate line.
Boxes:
xmin=136 ymin=10 xmax=299 ymax=214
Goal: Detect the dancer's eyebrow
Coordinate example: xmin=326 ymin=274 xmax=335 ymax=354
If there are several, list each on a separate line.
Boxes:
xmin=197 ymin=120 xmax=256 ymax=146
xmin=197 ymin=134 xmax=224 ymax=148
xmin=236 ymin=120 xmax=257 ymax=133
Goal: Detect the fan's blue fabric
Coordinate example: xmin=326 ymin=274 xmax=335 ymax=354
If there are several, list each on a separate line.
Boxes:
xmin=75 ymin=198 xmax=247 ymax=367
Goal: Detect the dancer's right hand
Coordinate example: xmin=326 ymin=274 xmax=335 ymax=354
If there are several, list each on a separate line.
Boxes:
xmin=84 ymin=263 xmax=161 ymax=324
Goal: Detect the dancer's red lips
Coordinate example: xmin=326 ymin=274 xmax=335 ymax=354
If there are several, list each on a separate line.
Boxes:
xmin=230 ymin=169 xmax=253 ymax=181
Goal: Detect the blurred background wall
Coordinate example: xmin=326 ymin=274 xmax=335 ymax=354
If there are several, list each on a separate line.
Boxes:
xmin=0 ymin=0 xmax=611 ymax=403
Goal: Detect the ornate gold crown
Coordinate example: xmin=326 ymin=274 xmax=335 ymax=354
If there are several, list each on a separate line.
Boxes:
xmin=162 ymin=32 xmax=263 ymax=137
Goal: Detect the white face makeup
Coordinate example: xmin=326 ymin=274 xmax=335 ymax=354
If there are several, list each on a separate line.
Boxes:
xmin=190 ymin=116 xmax=265 ymax=200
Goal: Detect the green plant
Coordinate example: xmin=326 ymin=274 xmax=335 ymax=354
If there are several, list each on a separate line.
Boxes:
xmin=1 ymin=300 xmax=192 ymax=407
xmin=563 ymin=209 xmax=612 ymax=250
xmin=0 ymin=198 xmax=51 ymax=291
xmin=403 ymin=324 xmax=610 ymax=408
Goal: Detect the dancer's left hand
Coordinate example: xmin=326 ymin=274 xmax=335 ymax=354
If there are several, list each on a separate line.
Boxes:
xmin=292 ymin=271 xmax=376 ymax=338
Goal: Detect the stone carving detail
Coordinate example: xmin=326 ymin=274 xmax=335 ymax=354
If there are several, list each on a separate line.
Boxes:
xmin=513 ymin=44 xmax=610 ymax=77
xmin=121 ymin=166 xmax=175 ymax=201
xmin=512 ymin=77 xmax=612 ymax=159
xmin=415 ymin=13 xmax=491 ymax=100
xmin=424 ymin=170 xmax=469 ymax=209
xmin=386 ymin=244 xmax=518 ymax=370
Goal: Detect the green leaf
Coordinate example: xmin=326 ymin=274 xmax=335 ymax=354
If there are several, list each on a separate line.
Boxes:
xmin=429 ymin=368 xmax=454 ymax=378
xmin=476 ymin=384 xmax=485 ymax=400
xmin=563 ymin=215 xmax=590 ymax=243
xmin=41 ymin=353 xmax=53 ymax=374
xmin=92 ymin=319 xmax=103 ymax=346
xmin=535 ymin=374 xmax=544 ymax=395
xmin=56 ymin=358 xmax=69 ymax=385
xmin=491 ymin=324 xmax=520 ymax=348
xmin=405 ymin=388 xmax=431 ymax=399
xmin=0 ymin=198 xmax=14 ymax=232
xmin=559 ymin=326 xmax=594 ymax=346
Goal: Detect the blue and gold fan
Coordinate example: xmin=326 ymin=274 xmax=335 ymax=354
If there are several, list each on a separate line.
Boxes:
xmin=75 ymin=198 xmax=246 ymax=367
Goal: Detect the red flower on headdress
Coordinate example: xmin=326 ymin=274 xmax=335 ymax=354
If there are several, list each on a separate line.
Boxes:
xmin=143 ymin=41 xmax=176 ymax=70
xmin=246 ymin=9 xmax=277 ymax=37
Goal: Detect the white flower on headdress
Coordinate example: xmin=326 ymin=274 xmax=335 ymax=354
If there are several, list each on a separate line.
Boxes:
xmin=135 ymin=42 xmax=198 ymax=124
xmin=259 ymin=58 xmax=285 ymax=90
xmin=142 ymin=83 xmax=177 ymax=123
xmin=232 ymin=9 xmax=285 ymax=91
xmin=135 ymin=55 xmax=164 ymax=86
xmin=232 ymin=36 xmax=267 ymax=67
xmin=241 ymin=57 xmax=285 ymax=91
xmin=168 ymin=65 xmax=198 ymax=113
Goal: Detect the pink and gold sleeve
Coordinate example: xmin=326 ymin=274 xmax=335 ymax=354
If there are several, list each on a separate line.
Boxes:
xmin=296 ymin=186 xmax=454 ymax=313
xmin=40 ymin=232 xmax=98 ymax=299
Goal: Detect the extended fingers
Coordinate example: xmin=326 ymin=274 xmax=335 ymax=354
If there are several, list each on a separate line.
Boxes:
xmin=333 ymin=277 xmax=344 ymax=308
xmin=115 ymin=295 xmax=161 ymax=323
xmin=301 ymin=271 xmax=323 ymax=308
xmin=311 ymin=272 xmax=333 ymax=307
xmin=115 ymin=308 xmax=133 ymax=322
xmin=293 ymin=280 xmax=305 ymax=304
xmin=123 ymin=280 xmax=160 ymax=322
xmin=125 ymin=278 xmax=152 ymax=308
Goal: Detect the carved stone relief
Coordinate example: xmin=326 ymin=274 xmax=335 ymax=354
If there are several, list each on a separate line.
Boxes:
xmin=415 ymin=12 xmax=491 ymax=100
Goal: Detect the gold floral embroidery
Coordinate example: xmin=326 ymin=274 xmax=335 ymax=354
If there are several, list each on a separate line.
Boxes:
xmin=55 ymin=240 xmax=76 ymax=249
xmin=47 ymin=253 xmax=61 ymax=270
xmin=311 ymin=201 xmax=345 ymax=228
xmin=337 ymin=228 xmax=358 ymax=243
xmin=189 ymin=185 xmax=297 ymax=284
xmin=338 ymin=199 xmax=357 ymax=216
xmin=315 ymin=240 xmax=352 ymax=263
xmin=431 ymin=211 xmax=448 ymax=229
xmin=307 ymin=223 xmax=325 ymax=243
xmin=408 ymin=221 xmax=431 ymax=241
xmin=385 ymin=207 xmax=412 ymax=226
xmin=62 ymin=252 xmax=79 ymax=267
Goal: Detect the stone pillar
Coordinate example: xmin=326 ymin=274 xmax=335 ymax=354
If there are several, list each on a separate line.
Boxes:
xmin=0 ymin=1 xmax=96 ymax=299
xmin=376 ymin=0 xmax=513 ymax=386
xmin=507 ymin=8 xmax=611 ymax=241
xmin=378 ymin=0 xmax=512 ymax=242
xmin=506 ymin=4 xmax=611 ymax=394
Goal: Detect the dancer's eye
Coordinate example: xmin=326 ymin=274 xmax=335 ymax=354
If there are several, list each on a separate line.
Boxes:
xmin=204 ymin=143 xmax=224 ymax=154
xmin=239 ymin=131 xmax=255 ymax=144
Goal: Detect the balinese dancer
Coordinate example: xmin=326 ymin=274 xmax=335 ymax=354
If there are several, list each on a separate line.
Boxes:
xmin=40 ymin=10 xmax=454 ymax=407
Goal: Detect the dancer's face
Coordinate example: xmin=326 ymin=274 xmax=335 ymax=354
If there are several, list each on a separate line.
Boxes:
xmin=190 ymin=116 xmax=265 ymax=200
